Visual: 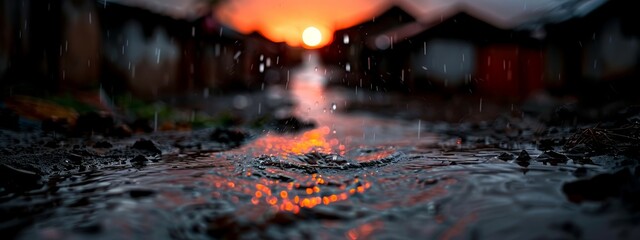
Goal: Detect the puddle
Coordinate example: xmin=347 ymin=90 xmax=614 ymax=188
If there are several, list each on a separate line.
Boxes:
xmin=2 ymin=53 xmax=639 ymax=239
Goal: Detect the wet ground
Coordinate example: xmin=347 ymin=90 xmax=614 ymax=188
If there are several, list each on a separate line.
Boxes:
xmin=2 ymin=57 xmax=640 ymax=239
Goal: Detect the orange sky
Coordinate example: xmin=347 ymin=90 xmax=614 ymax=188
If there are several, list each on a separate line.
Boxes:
xmin=216 ymin=0 xmax=389 ymax=48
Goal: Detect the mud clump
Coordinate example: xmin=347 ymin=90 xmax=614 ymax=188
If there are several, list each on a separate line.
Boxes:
xmin=132 ymin=139 xmax=162 ymax=155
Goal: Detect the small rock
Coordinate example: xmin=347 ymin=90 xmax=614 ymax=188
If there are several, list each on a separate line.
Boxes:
xmin=132 ymin=139 xmax=161 ymax=155
xmin=516 ymin=150 xmax=531 ymax=161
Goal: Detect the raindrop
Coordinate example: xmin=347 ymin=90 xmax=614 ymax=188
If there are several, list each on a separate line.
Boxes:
xmin=266 ymin=58 xmax=271 ymax=67
xmin=286 ymin=70 xmax=290 ymax=89
xmin=192 ymin=27 xmax=195 ymax=37
xmin=418 ymin=120 xmax=421 ymax=139
xmin=260 ymin=54 xmax=264 ymax=61
xmin=153 ymin=111 xmax=158 ymax=132
xmin=346 ymin=63 xmax=351 ymax=72
xmin=156 ymin=48 xmax=161 ymax=64
xmin=332 ymin=103 xmax=337 ymax=111
xmin=423 ymin=42 xmax=427 ymax=55
xmin=203 ymin=88 xmax=209 ymax=98
xmin=259 ymin=63 xmax=265 ymax=73
xmin=343 ymin=34 xmax=349 ymax=44
xmin=233 ymin=51 xmax=241 ymax=60
xmin=479 ymin=98 xmax=483 ymax=113
xmin=258 ymin=103 xmax=262 ymax=115
xmin=315 ymin=67 xmax=318 ymax=72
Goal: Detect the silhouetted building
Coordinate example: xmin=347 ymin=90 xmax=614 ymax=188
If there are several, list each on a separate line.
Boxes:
xmin=320 ymin=6 xmax=416 ymax=91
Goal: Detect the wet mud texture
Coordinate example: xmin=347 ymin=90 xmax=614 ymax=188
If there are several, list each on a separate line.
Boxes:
xmin=2 ymin=96 xmax=640 ymax=239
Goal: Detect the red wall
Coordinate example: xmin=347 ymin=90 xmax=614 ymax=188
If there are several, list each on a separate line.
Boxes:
xmin=476 ymin=45 xmax=544 ymax=99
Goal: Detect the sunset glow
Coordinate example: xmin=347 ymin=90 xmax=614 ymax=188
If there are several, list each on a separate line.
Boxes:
xmin=215 ymin=0 xmax=389 ymax=47
xmin=302 ymin=26 xmax=322 ymax=47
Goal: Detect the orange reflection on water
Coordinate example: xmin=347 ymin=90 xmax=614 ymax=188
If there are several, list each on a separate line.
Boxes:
xmin=347 ymin=221 xmax=384 ymax=240
xmin=249 ymin=174 xmax=372 ymax=214
xmin=251 ymin=126 xmax=345 ymax=157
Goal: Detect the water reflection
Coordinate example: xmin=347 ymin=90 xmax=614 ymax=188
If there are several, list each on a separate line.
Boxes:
xmin=250 ymin=126 xmax=345 ymax=158
xmin=7 ymin=52 xmax=634 ymax=240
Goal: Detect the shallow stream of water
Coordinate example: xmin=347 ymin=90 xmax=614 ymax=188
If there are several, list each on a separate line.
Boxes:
xmin=3 ymin=55 xmax=639 ymax=239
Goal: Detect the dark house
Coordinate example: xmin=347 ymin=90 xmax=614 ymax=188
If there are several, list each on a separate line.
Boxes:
xmin=98 ymin=2 xmax=291 ymax=98
xmin=0 ymin=0 xmax=294 ymax=99
xmin=392 ymin=12 xmax=545 ymax=98
xmin=319 ymin=0 xmax=637 ymax=101
xmin=319 ymin=6 xmax=416 ymax=91
xmin=543 ymin=0 xmax=640 ymax=99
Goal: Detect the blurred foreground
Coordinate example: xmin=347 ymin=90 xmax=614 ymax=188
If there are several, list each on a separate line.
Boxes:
xmin=2 ymin=55 xmax=640 ymax=239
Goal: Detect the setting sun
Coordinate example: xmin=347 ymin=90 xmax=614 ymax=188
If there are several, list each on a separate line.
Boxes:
xmin=215 ymin=0 xmax=388 ymax=48
xmin=302 ymin=27 xmax=322 ymax=47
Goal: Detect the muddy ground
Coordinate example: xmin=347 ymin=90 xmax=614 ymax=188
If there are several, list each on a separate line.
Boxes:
xmin=1 ymin=86 xmax=640 ymax=239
